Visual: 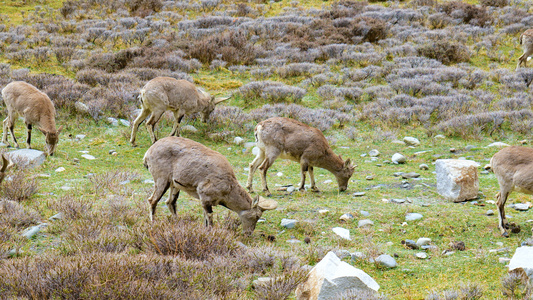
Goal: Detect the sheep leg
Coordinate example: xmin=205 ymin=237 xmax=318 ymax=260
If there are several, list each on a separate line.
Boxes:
xmin=169 ymin=112 xmax=184 ymax=137
xmin=298 ymin=162 xmax=308 ymax=191
xmin=496 ymin=189 xmax=511 ymax=237
xmin=147 ymin=180 xmax=170 ymax=222
xmin=166 ymin=186 xmax=180 ymax=216
xmin=258 ymin=147 xmax=280 ymax=196
xmin=26 ymin=123 xmax=32 ymax=149
xmin=2 ymin=116 xmax=10 ymax=146
xmin=308 ymin=166 xmax=319 ymax=192
xmin=145 ymin=110 xmax=165 ymax=145
xmin=130 ymin=107 xmax=151 ymax=146
xmin=7 ymin=113 xmax=18 ymax=149
xmin=202 ymin=203 xmax=214 ymax=228
xmin=246 ymin=147 xmax=266 ymax=193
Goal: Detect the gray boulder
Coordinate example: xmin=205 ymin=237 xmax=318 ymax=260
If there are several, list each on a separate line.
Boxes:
xmin=509 ymin=246 xmax=533 ymax=283
xmin=391 ymin=153 xmax=406 ymax=164
xmin=403 ymin=137 xmax=420 ymax=146
xmin=436 ymin=159 xmax=479 ymax=202
xmin=7 ymin=149 xmax=46 ymax=169
xmin=295 ymin=251 xmax=379 ymax=300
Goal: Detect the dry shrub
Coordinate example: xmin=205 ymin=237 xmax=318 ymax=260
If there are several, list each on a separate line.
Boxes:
xmin=480 ymin=0 xmax=508 ymax=7
xmin=186 ymin=30 xmax=258 ymax=65
xmin=85 ymin=48 xmax=143 ymax=73
xmin=0 ymin=199 xmax=40 ymax=228
xmin=417 ymin=40 xmax=470 ymax=65
xmin=144 ymin=218 xmax=241 ymax=260
xmin=49 ymin=195 xmax=93 ymax=220
xmin=88 ymin=170 xmax=141 ymax=196
xmin=438 ymin=1 xmax=492 ymax=27
xmin=2 ymin=168 xmax=39 ymax=202
xmin=253 ymin=268 xmax=307 ymax=300
xmin=125 ymin=0 xmax=163 ymax=17
xmin=335 ymin=288 xmax=389 ymax=300
xmin=501 ymin=270 xmax=532 ymax=299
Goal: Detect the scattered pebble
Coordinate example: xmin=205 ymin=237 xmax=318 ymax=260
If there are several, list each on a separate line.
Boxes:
xmin=281 ymin=219 xmax=297 ymax=229
xmin=403 ymin=137 xmax=420 ymax=146
xmin=55 ymin=167 xmax=65 ymax=172
xmin=332 ymin=227 xmax=351 ymax=240
xmin=499 ymin=257 xmax=511 ymax=264
xmin=360 ymin=210 xmax=370 ymax=216
xmin=81 ymin=154 xmax=96 ymax=160
xmin=318 ymin=209 xmax=329 ymax=215
xmin=434 ymin=134 xmax=445 ymax=139
xmin=487 ymin=142 xmax=510 ymax=148
xmin=416 ymin=238 xmax=432 ymax=247
xmin=512 ymin=203 xmax=531 ymax=211
xmin=323 ymin=179 xmax=333 ymax=184
xmin=352 ymin=192 xmax=366 ymax=197
xmin=416 ymin=252 xmax=428 ymax=259
xmin=375 ymin=254 xmax=397 ymax=268
xmin=391 ymin=198 xmax=406 ymax=204
xmin=233 ymin=137 xmax=244 ymax=145
xmin=365 ymin=175 xmax=374 ymax=180
xmin=401 ymin=172 xmax=420 ymax=179
xmin=392 ymin=153 xmax=406 ymax=164
xmin=419 ymin=164 xmax=429 ymax=170
xmin=369 ymin=149 xmax=380 ymax=157
xmin=402 ymin=239 xmax=419 ymax=249
xmin=405 ymin=213 xmax=423 ymax=221
xmin=486 ymin=210 xmax=494 ymax=216
xmin=340 ymin=213 xmax=354 ymax=221
xmin=286 ymin=239 xmax=302 ymax=244
xmin=358 ymin=219 xmax=374 ymax=228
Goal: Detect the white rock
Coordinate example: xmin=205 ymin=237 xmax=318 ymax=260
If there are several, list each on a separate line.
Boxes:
xmin=7 ymin=149 xmax=46 ymax=169
xmin=181 ymin=125 xmax=198 ymax=133
xmin=340 ymin=213 xmax=354 ymax=221
xmin=75 ymin=134 xmax=86 ymax=140
xmin=416 ymin=238 xmax=431 ymax=247
xmin=81 ymin=154 xmax=96 ymax=160
xmin=74 ymin=101 xmax=89 ymax=114
xmin=509 ymin=246 xmax=533 ymax=280
xmin=358 ymin=219 xmax=374 ymax=228
xmin=332 ymin=227 xmax=351 ymax=240
xmin=55 ymin=167 xmax=65 ymax=172
xmin=487 ymin=142 xmax=510 ymax=148
xmin=107 ymin=117 xmax=119 ymax=126
xmin=403 ymin=137 xmax=420 ymax=146
xmin=323 ymin=179 xmax=333 ymax=184
xmin=513 ymin=203 xmax=531 ymax=211
xmin=287 ymin=186 xmax=295 ymax=193
xmin=295 ymin=252 xmax=379 ymax=300
xmin=391 ymin=153 xmax=406 ymax=164
xmin=375 ymin=254 xmax=397 ymax=268
xmin=144 ymin=179 xmax=155 ymax=184
xmin=233 ymin=137 xmax=244 ymax=145
xmin=319 ymin=209 xmax=329 ymax=215
xmin=416 ymin=252 xmax=428 ymax=259
xmin=22 ymin=223 xmax=47 ymax=239
xmin=252 ymin=147 xmax=260 ymax=156
xmin=436 ymin=159 xmax=479 ymax=202
xmin=419 ymin=164 xmax=429 ymax=170
xmin=369 ymin=149 xmax=380 ymax=157
xmin=276 ymin=172 xmax=283 ymax=177
xmin=119 ymin=119 xmax=130 ymax=127
xmin=434 ymin=134 xmax=445 ymax=139
xmin=281 ymin=219 xmax=297 ymax=229
xmin=406 ymin=213 xmax=423 ymax=221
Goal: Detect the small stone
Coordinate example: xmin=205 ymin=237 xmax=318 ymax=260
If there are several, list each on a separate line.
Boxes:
xmin=393 ymin=172 xmax=404 ymax=177
xmin=391 ymin=140 xmax=406 ymax=145
xmin=352 ymin=192 xmax=366 ymax=197
xmin=323 ymin=179 xmax=333 ymax=184
xmin=304 ymin=236 xmax=311 ymax=244
xmin=416 ymin=238 xmax=431 ymax=247
xmin=416 ymin=252 xmax=428 ymax=259
xmin=513 ymin=203 xmax=530 ymax=211
xmin=499 ymin=257 xmax=511 ymax=264
xmin=483 ymin=164 xmax=491 ymax=170
xmin=73 ymin=158 xmax=80 ymax=163
xmin=22 ymin=223 xmax=47 ymax=239
xmin=421 ymin=245 xmax=437 ymax=250
xmin=332 ymin=227 xmax=351 ymax=240
xmin=486 ymin=210 xmax=494 ymax=216
xmin=340 ymin=213 xmax=354 ymax=221
xmin=391 ymin=153 xmax=406 ymax=164
xmin=81 ymin=154 xmax=96 ymax=160
xmin=281 ymin=219 xmax=297 ymax=229
xmin=243 ymin=142 xmax=255 ymax=149
xmin=375 ymin=254 xmax=397 ymax=268
xmin=520 ymin=140 xmax=528 ymax=145
xmin=419 ymin=164 xmax=429 ymax=170
xmin=75 ymin=134 xmax=86 ymax=140
xmin=401 ymin=172 xmax=420 ymax=179
xmin=48 ymin=213 xmax=63 ymax=221
xmin=402 ymin=239 xmax=419 ymax=249
xmin=360 ymin=210 xmax=370 ymax=216
xmin=233 ymin=137 xmax=244 ymax=145
xmin=449 ymin=148 xmax=457 ymax=153
xmin=369 ymin=149 xmax=380 ymax=157
xmin=434 ymin=134 xmax=445 ymax=139
xmin=109 ymin=150 xmax=117 ymax=155
xmin=107 ymin=117 xmax=119 ymax=126
xmin=318 ymin=209 xmax=329 ymax=215
xmin=55 ymin=167 xmax=65 ymax=172
xmin=287 ymin=186 xmax=295 ymax=193
xmin=144 ymin=179 xmax=155 ymax=184
xmin=391 ymin=198 xmax=406 ymax=204
xmin=365 ymin=175 xmax=374 ymax=180
xmin=351 ymin=252 xmax=365 ymax=260
xmin=75 ymin=101 xmax=89 ymax=114
xmin=287 ymin=239 xmax=302 ymax=244
xmin=403 ymin=137 xmax=420 ymax=146
xmin=487 ymin=142 xmax=510 ymax=148
xmin=358 ymin=219 xmax=374 ymax=228
xmin=276 ymin=172 xmax=283 ymax=177
xmin=119 ymin=119 xmax=130 ymax=127
xmin=405 ymin=213 xmax=423 ymax=221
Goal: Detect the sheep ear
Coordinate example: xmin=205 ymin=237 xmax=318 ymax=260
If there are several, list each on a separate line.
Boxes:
xmin=213 ymin=95 xmax=231 ymax=105
xmin=57 ymin=125 xmax=64 ymax=133
xmin=344 ymin=158 xmax=351 ymax=168
xmin=252 ymin=195 xmax=260 ymax=208
xmin=0 ymin=154 xmax=13 ymax=172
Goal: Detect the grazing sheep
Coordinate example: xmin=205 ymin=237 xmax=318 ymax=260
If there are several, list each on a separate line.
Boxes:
xmin=1 ymin=81 xmax=63 ymax=156
xmin=246 ymin=117 xmax=355 ymax=196
xmin=143 ymin=136 xmax=277 ymax=235
xmin=130 ymin=77 xmax=230 ymax=146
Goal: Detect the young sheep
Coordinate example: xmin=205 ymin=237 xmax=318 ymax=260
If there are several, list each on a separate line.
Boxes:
xmin=516 ymin=29 xmax=533 ymax=70
xmin=1 ymin=81 xmax=63 ymax=156
xmin=130 ymin=77 xmax=230 ymax=146
xmin=246 ymin=117 xmax=355 ymax=196
xmin=143 ymin=136 xmax=277 ymax=235
xmin=490 ymin=146 xmax=533 ymax=237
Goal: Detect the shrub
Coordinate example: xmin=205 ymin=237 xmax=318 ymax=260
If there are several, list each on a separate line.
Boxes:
xmin=76 ymin=69 xmax=111 ymax=87
xmin=186 ymin=30 xmax=258 ymax=65
xmin=1 ymin=168 xmax=39 ymax=202
xmin=417 ymin=40 xmax=470 ymax=65
xmin=238 ymin=81 xmax=306 ymax=103
xmin=438 ymin=1 xmax=492 ymax=27
xmin=480 ymin=0 xmax=508 ymax=7
xmin=0 ymin=200 xmax=40 ymax=228
xmin=124 ymin=0 xmax=163 ymax=17
xmin=85 ymin=48 xmax=143 ymax=73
